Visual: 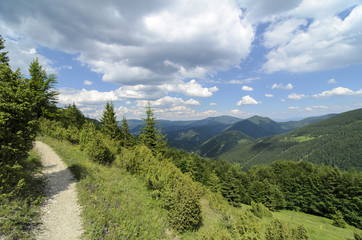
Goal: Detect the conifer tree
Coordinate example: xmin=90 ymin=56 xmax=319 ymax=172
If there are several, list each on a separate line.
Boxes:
xmin=27 ymin=58 xmax=58 ymax=119
xmin=121 ymin=116 xmax=134 ymax=147
xmin=0 ymin=35 xmax=38 ymax=164
xmin=139 ymin=102 xmax=166 ymax=153
xmin=100 ymin=102 xmax=122 ymax=140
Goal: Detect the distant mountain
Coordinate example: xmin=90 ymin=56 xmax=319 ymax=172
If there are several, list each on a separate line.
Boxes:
xmin=224 ymin=116 xmax=285 ymax=138
xmin=279 ymin=114 xmax=337 ymax=131
xmin=127 ymin=116 xmax=241 ymax=151
xmin=197 ymin=131 xmax=253 ymax=158
xmin=219 ymin=108 xmax=362 ymax=171
xmin=127 ymin=114 xmax=337 ymax=152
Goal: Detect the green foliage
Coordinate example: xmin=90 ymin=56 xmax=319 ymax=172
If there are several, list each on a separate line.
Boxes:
xmin=79 ymin=121 xmax=97 ymax=150
xmin=355 ymin=230 xmax=362 ymax=240
xmin=27 ymin=58 xmax=58 ymax=119
xmin=251 ymin=201 xmax=272 ymax=219
xmin=221 ymin=108 xmax=362 ymax=171
xmin=265 ymin=219 xmax=309 ymax=240
xmin=121 ymin=116 xmax=135 ymax=147
xmin=332 ymin=210 xmax=347 ymax=228
xmin=100 ymin=102 xmax=122 ymax=140
xmin=0 ymin=35 xmax=39 ymax=168
xmin=0 ymin=150 xmax=45 ymax=239
xmin=40 ymin=136 xmax=171 ymax=239
xmin=139 ymin=102 xmax=167 ymax=154
xmin=117 ymin=145 xmax=202 ymax=231
xmin=58 ymin=103 xmax=86 ymax=129
xmin=86 ymin=133 xmax=115 ymax=165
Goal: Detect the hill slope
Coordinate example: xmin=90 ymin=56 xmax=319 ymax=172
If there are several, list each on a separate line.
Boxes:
xmin=197 ymin=131 xmax=253 ymax=158
xmin=220 ymin=108 xmax=362 ymax=171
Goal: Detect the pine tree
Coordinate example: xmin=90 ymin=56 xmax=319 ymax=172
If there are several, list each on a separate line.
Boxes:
xmin=139 ymin=102 xmax=166 ymax=153
xmin=27 ymin=58 xmax=58 ymax=119
xmin=100 ymin=102 xmax=122 ymax=140
xmin=0 ymin=35 xmax=38 ymax=164
xmin=121 ymin=116 xmax=134 ymax=147
xmin=59 ymin=103 xmax=86 ymax=129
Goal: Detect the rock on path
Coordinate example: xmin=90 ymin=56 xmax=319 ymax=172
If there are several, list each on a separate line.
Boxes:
xmin=34 ymin=141 xmax=83 ymax=240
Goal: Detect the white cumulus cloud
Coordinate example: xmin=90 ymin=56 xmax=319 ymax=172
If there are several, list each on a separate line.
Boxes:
xmin=272 ymin=83 xmax=293 ymax=90
xmin=236 ymin=95 xmax=261 ymax=105
xmin=287 ymin=93 xmax=308 ymax=100
xmin=242 ymin=85 xmax=253 ymax=91
xmin=313 ymin=87 xmax=362 ymax=98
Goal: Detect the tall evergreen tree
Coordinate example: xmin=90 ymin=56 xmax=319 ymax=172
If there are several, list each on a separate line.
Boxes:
xmin=0 ymin=36 xmax=38 ymax=164
xmin=139 ymin=102 xmax=166 ymax=153
xmin=100 ymin=102 xmax=122 ymax=140
xmin=121 ymin=116 xmax=134 ymax=147
xmin=59 ymin=103 xmax=86 ymax=129
xmin=27 ymin=58 xmax=58 ymax=119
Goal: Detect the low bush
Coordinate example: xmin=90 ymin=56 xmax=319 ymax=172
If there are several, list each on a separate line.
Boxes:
xmin=265 ymin=219 xmax=309 ymax=240
xmin=86 ymin=133 xmax=114 ymax=165
xmin=251 ymin=201 xmax=273 ymax=219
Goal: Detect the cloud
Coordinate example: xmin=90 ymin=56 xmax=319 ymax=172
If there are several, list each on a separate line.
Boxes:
xmin=0 ymin=0 xmax=255 ymax=86
xmin=327 ymin=78 xmax=337 ymax=84
xmin=236 ymin=95 xmax=261 ymax=105
xmin=210 ymin=102 xmax=216 ymax=106
xmin=288 ymin=106 xmax=300 ymax=110
xmin=83 ymin=80 xmax=93 ymax=85
xmin=265 ymin=93 xmax=274 ymax=97
xmin=313 ymin=86 xmax=362 ymax=98
xmin=3 ymin=36 xmax=55 ymax=74
xmin=242 ymin=85 xmax=253 ymax=91
xmin=230 ymin=109 xmax=252 ymax=117
xmin=136 ymin=96 xmax=218 ymax=120
xmin=161 ymin=79 xmax=218 ymax=97
xmin=272 ymin=83 xmax=293 ymax=90
xmin=287 ymin=93 xmax=308 ymax=100
xmin=57 ymin=88 xmax=120 ymax=106
xmin=228 ymin=77 xmax=259 ymax=84
xmin=185 ymin=98 xmax=201 ymax=106
xmin=263 ymin=4 xmax=362 ymax=73
xmin=305 ymin=105 xmax=328 ymax=111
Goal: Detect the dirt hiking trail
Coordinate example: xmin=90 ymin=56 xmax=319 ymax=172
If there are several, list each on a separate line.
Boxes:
xmin=34 ymin=141 xmax=83 ymax=240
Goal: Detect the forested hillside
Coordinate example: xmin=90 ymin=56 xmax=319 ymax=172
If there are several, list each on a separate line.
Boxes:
xmin=219 ymin=108 xmax=362 ymax=171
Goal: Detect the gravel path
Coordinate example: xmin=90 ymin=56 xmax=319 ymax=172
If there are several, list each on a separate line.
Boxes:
xmin=34 ymin=141 xmax=83 ymax=240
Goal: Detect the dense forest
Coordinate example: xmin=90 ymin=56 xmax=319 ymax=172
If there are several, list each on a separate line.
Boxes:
xmin=218 ymin=108 xmax=362 ymax=171
xmin=1 ymin=35 xmax=361 ymax=239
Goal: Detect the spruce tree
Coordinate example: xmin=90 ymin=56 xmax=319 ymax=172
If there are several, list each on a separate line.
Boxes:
xmin=0 ymin=35 xmax=38 ymax=165
xmin=121 ymin=116 xmax=134 ymax=147
xmin=100 ymin=102 xmax=122 ymax=140
xmin=139 ymin=102 xmax=166 ymax=153
xmin=27 ymin=58 xmax=58 ymax=119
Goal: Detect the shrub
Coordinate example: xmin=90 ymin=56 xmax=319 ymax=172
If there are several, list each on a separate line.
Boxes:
xmin=332 ymin=210 xmax=347 ymax=228
xmin=86 ymin=134 xmax=114 ymax=164
xmin=117 ymin=145 xmax=202 ymax=232
xmin=265 ymin=219 xmax=309 ymax=240
xmin=79 ymin=121 xmax=97 ymax=150
xmin=355 ymin=230 xmax=362 ymax=240
xmin=251 ymin=201 xmax=272 ymax=219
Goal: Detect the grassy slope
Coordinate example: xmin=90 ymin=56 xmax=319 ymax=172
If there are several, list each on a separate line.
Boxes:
xmin=38 ymin=136 xmax=360 ymax=239
xmin=221 ymin=108 xmax=362 ymax=171
xmin=39 ymin=136 xmax=173 ymax=239
xmin=197 ymin=131 xmax=253 ymax=158
xmin=0 ymin=149 xmax=45 ymax=239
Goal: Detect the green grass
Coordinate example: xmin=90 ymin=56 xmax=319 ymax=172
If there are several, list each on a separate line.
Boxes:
xmin=38 ymin=136 xmax=174 ymax=239
xmin=259 ymin=210 xmax=358 ymax=240
xmin=0 ymin=149 xmax=45 ymax=240
xmin=37 ymin=136 xmax=361 ymax=239
xmin=281 ymin=135 xmax=316 ymax=143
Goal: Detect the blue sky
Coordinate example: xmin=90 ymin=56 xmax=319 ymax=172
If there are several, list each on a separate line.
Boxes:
xmin=1 ymin=0 xmax=361 ymax=120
